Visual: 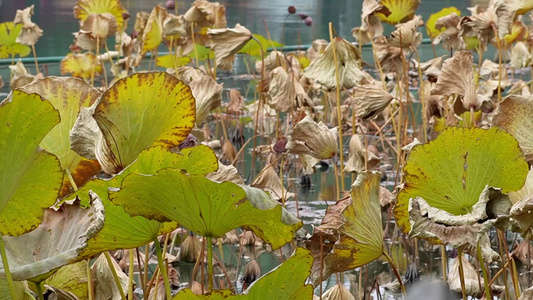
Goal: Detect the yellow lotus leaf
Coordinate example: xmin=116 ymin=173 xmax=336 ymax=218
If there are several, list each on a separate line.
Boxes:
xmin=306 ymin=171 xmax=384 ymax=286
xmin=142 ymin=4 xmax=167 ymax=53
xmin=503 ymin=21 xmax=527 ymax=46
xmin=0 ymin=22 xmax=31 ymax=59
xmin=74 ymin=0 xmax=128 ymax=30
xmin=426 ymin=7 xmax=461 ymax=38
xmin=156 ymin=54 xmax=191 ymax=69
xmin=60 ymin=53 xmax=102 ymax=79
xmin=13 ymin=5 xmax=43 ymax=46
xmin=208 ymin=24 xmax=253 ymax=70
xmin=375 ymin=0 xmax=420 ymax=24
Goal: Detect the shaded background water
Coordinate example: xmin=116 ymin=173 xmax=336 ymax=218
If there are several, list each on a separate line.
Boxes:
xmin=1 ymin=0 xmax=517 ymax=298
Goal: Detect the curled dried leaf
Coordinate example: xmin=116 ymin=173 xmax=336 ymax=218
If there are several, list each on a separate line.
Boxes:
xmin=347 ymin=81 xmax=394 ymax=119
xmin=207 ymin=24 xmax=252 ymax=70
xmin=184 ymin=0 xmax=226 ymax=29
xmin=13 ymin=5 xmax=43 ymax=46
xmin=388 ymin=15 xmax=423 ymax=48
xmin=81 ymin=12 xmax=118 ymax=40
xmin=178 ymin=67 xmax=222 ymax=125
xmin=286 ymin=115 xmax=338 ymax=160
xmin=252 ymin=165 xmax=294 ymax=201
xmin=343 ymin=134 xmax=381 ymax=173
xmin=60 ymin=53 xmax=102 ymax=79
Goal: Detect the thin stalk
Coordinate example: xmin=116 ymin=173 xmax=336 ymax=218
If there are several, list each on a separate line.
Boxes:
xmin=31 ymin=44 xmax=39 ymax=73
xmin=87 ymin=259 xmax=94 ymax=300
xmin=65 ymin=169 xmax=78 ymax=191
xmin=412 ymin=46 xmax=428 ymax=142
xmin=441 ymin=245 xmax=447 ymax=282
xmin=35 ymin=282 xmax=45 ymax=300
xmin=0 ymin=236 xmax=17 ymax=300
xmin=104 ymin=252 xmax=126 ymax=300
xmin=280 ymin=155 xmax=285 ymax=206
xmin=492 ymin=25 xmax=503 ymax=103
xmin=477 ymin=244 xmax=491 ymax=299
xmin=143 ymin=245 xmax=150 ymax=294
xmin=457 ymin=249 xmax=467 ymax=300
xmin=207 ymin=237 xmax=214 ymax=291
xmin=231 ymin=134 xmax=262 ymax=165
xmin=136 ymin=248 xmax=146 ymax=296
xmin=128 ymin=249 xmax=134 ymax=300
xmin=382 ymin=251 xmax=406 ymax=295
xmin=250 ymin=36 xmax=266 ymax=178
xmin=91 ymin=37 xmax=100 ymax=86
xmin=154 ymin=238 xmax=172 ymax=299
xmin=328 ymin=23 xmax=345 ymax=192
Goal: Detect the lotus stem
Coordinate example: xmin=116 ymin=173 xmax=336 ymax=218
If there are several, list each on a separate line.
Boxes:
xmin=104 ymin=251 xmax=126 ymax=300
xmin=207 ymin=237 xmax=214 ymax=291
xmin=412 ymin=46 xmax=428 ymax=142
xmin=191 ymin=23 xmax=200 ymax=68
xmin=143 ymin=244 xmax=150 ymax=294
xmin=65 ymin=168 xmax=78 ymax=191
xmin=35 ymin=282 xmax=45 ymax=300
xmin=0 ymin=236 xmax=17 ymax=300
xmin=154 ymin=238 xmax=172 ymax=299
xmin=135 ymin=248 xmax=146 ymax=295
xmin=91 ymin=36 xmax=99 ymax=86
xmin=476 ymin=245 xmax=491 ymax=299
xmin=498 ymin=229 xmax=520 ymax=298
xmin=250 ymin=35 xmax=266 ymax=178
xmin=31 ymin=44 xmax=39 ymax=74
xmin=280 ymin=155 xmax=285 ymax=206
xmin=382 ymin=251 xmax=406 ymax=295
xmin=440 ymin=245 xmax=447 ymax=283
xmin=328 ymin=22 xmax=345 ymax=192
xmin=128 ymin=249 xmax=134 ymax=300
xmin=457 ymin=248 xmax=467 ymax=300
xmin=491 ymin=25 xmax=503 ymax=103
xmin=87 ymin=259 xmax=94 ymax=300
xmin=231 ymin=134 xmax=262 ymax=165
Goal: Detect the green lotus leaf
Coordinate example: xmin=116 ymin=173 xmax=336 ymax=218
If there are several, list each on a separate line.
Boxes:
xmin=70 ymin=72 xmax=195 ymax=174
xmin=110 ymin=169 xmax=302 ymax=249
xmin=0 ymin=91 xmax=62 ymax=236
xmin=493 ymin=95 xmax=533 ymax=163
xmin=71 ymin=145 xmax=218 ymax=257
xmin=394 ymin=127 xmax=529 ymax=233
xmin=156 ymin=54 xmax=191 ymax=68
xmin=173 ymin=247 xmax=313 ymax=299
xmin=0 ymin=195 xmax=104 ymax=281
xmin=43 ymin=261 xmax=88 ymax=300
xmin=18 ymin=77 xmax=102 ymax=198
xmin=306 ymin=171 xmax=384 ymax=286
xmin=238 ymin=34 xmax=283 ymax=58
xmin=0 ymin=280 xmax=31 ymax=300
xmin=0 ymin=22 xmax=31 ymax=59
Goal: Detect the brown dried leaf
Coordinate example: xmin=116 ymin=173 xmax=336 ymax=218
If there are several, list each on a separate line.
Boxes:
xmin=178 ymin=67 xmax=222 ymax=125
xmin=388 ymin=15 xmax=423 ymax=48
xmin=92 ymin=253 xmax=129 ymax=300
xmin=510 ymin=195 xmax=533 ymax=239
xmin=81 ymin=12 xmax=118 ymax=40
xmin=13 ymin=5 xmax=43 ymax=45
xmin=286 ymin=115 xmax=338 ymax=160
xmin=347 ymin=81 xmax=394 ymax=119
xmin=252 ymin=165 xmax=294 ymax=201
xmin=343 ymin=134 xmax=381 ymax=173
xmin=184 ymin=0 xmax=226 ymax=29
xmin=447 ymin=256 xmax=482 ymax=297
xmin=227 ymin=89 xmax=244 ymax=115
xmin=207 ymin=24 xmax=252 ymax=70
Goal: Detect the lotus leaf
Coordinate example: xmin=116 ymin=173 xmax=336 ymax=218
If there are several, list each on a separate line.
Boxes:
xmin=71 ymin=145 xmax=217 ymax=257
xmin=110 ymin=168 xmax=301 ymax=249
xmin=183 ymin=0 xmax=226 ymax=29
xmin=60 ymin=53 xmax=102 ymax=79
xmin=70 ymin=72 xmax=195 ymax=174
xmin=208 ymin=24 xmax=253 ymax=70
xmin=0 ymin=280 xmax=31 ymax=300
xmin=142 ymin=5 xmax=167 ymax=53
xmin=0 ymin=195 xmax=104 ymax=281
xmin=306 ymin=171 xmax=384 ymax=286
xmin=174 ymin=247 xmax=313 ymax=299
xmin=0 ymin=91 xmax=62 ymax=237
xmin=0 ymin=22 xmax=31 ymax=59
xmin=74 ymin=0 xmax=128 ymax=29
xmin=92 ymin=253 xmax=128 ymax=300
xmin=395 ymin=127 xmax=529 ymax=234
xmin=375 ymin=0 xmax=420 ymax=24
xmin=186 ymin=44 xmax=215 ymax=62
xmin=156 ymin=55 xmax=191 ymax=68
xmin=493 ymin=95 xmax=533 ymax=163
xmin=18 ymin=77 xmax=102 ymax=198
xmin=507 ymin=0 xmax=533 ymax=15
xmin=238 ymin=34 xmax=284 ymax=58
xmin=13 ymin=5 xmax=43 ymax=46
xmin=44 ymin=261 xmax=88 ymax=300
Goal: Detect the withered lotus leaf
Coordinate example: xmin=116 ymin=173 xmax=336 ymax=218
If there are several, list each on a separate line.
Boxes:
xmin=343 ymin=134 xmax=381 ymax=173
xmin=178 ymin=67 xmax=222 ymax=126
xmin=0 ymin=194 xmax=104 ymax=281
xmin=306 ymin=171 xmax=384 ymax=286
xmin=18 ymin=77 xmax=102 ymax=198
xmin=207 ymin=24 xmax=253 ymax=70
xmin=174 ymin=248 xmax=313 ymax=299
xmin=80 ymin=12 xmax=118 ymax=40
xmin=60 ymin=53 xmax=102 ymax=79
xmin=347 ymin=81 xmax=394 ymax=120
xmin=303 ymin=35 xmax=363 ymax=90
xmin=510 ymin=195 xmax=533 ymax=239
xmin=70 ymin=72 xmax=195 ymax=174
xmin=286 ymin=115 xmax=338 ymax=160
xmin=493 ymin=95 xmax=533 ymax=163
xmin=13 ymin=5 xmax=43 ymax=46
xmin=91 ymin=253 xmax=129 ymax=300
xmin=184 ymin=0 xmax=226 ymax=29
xmin=0 ymin=91 xmax=62 ymax=237
xmin=388 ymin=15 xmax=423 ymax=48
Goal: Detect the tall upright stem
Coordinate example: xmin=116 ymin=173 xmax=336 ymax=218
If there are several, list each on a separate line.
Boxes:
xmin=328 ymin=23 xmax=345 ymax=192
xmin=104 ymin=251 xmax=126 ymax=300
xmin=383 ymin=251 xmax=406 ymax=295
xmin=154 ymin=239 xmax=172 ymax=299
xmin=207 ymin=237 xmax=214 ymax=291
xmin=250 ymin=36 xmax=265 ymax=178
